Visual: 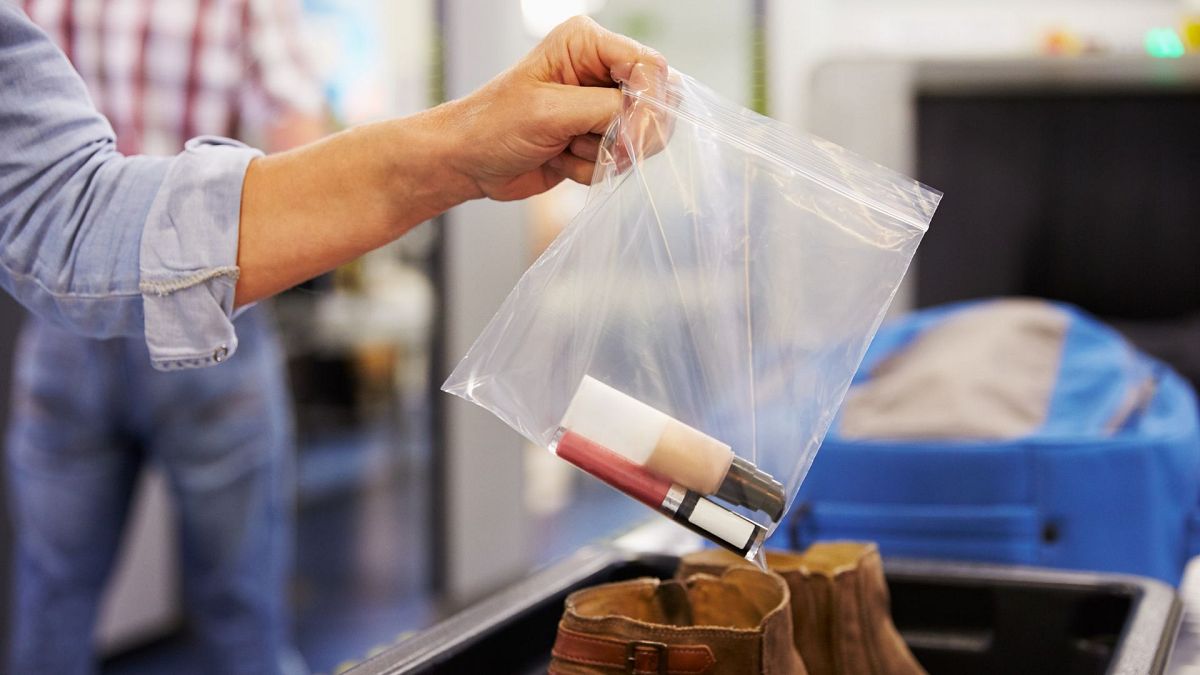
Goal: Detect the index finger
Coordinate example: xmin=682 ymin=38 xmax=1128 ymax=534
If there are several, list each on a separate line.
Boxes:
xmin=540 ymin=16 xmax=667 ymax=88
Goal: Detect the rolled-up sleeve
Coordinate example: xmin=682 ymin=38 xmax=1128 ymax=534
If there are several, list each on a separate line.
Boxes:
xmin=139 ymin=137 xmax=260 ymax=369
xmin=0 ymin=5 xmax=260 ymax=370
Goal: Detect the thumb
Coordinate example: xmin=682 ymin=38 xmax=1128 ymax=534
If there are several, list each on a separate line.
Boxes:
xmin=546 ymin=83 xmax=623 ymax=138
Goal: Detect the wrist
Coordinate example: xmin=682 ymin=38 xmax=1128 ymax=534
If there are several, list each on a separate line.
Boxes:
xmin=393 ymin=102 xmax=483 ymax=216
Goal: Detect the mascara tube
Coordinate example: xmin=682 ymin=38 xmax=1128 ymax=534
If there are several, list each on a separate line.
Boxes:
xmin=552 ymin=428 xmax=766 ymax=559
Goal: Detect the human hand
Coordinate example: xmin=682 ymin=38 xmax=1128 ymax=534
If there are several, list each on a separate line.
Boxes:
xmin=434 ymin=15 xmax=667 ymax=202
xmin=235 ymin=18 xmax=664 ymax=306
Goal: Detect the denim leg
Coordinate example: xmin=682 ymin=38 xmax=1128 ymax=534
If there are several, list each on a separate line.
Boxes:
xmin=6 ymin=320 xmax=140 ymax=675
xmin=137 ymin=308 xmax=301 ymax=675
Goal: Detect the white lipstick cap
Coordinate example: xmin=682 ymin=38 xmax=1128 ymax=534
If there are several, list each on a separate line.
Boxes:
xmin=560 ymin=376 xmax=668 ymax=465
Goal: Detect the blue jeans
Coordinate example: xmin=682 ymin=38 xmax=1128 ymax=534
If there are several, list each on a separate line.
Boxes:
xmin=6 ymin=307 xmax=300 ymax=674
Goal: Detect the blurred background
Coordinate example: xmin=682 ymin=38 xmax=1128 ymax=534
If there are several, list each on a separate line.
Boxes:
xmin=0 ymin=0 xmax=1197 ymax=672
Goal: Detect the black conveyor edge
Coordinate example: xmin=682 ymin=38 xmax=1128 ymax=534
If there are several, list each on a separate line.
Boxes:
xmin=346 ymin=544 xmax=1181 ymax=675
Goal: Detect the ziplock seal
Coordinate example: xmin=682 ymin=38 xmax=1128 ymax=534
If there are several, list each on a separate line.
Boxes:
xmin=622 ymin=77 xmax=941 ymax=232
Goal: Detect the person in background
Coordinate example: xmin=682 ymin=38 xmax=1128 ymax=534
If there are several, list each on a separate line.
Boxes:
xmin=10 ymin=1 xmax=325 ymax=672
xmin=2 ymin=10 xmax=663 ymax=673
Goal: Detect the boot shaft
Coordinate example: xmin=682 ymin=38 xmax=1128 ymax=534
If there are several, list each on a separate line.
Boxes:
xmin=677 ymin=543 xmax=926 ymax=675
xmin=550 ymin=567 xmax=807 ymax=675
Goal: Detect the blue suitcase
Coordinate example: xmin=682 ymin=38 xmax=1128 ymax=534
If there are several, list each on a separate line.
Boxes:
xmin=775 ymin=300 xmax=1200 ymax=585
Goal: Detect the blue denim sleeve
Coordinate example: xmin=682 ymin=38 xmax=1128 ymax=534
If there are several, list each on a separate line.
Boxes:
xmin=0 ymin=4 xmax=261 ymax=370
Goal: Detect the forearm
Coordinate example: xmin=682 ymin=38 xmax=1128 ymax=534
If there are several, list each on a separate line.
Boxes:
xmin=235 ymin=105 xmax=477 ymax=305
xmin=1 ymin=7 xmax=657 ymax=368
xmin=235 ymin=14 xmax=665 ymax=306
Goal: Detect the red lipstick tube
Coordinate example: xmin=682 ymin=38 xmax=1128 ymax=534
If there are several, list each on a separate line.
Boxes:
xmin=552 ymin=428 xmax=766 ymax=559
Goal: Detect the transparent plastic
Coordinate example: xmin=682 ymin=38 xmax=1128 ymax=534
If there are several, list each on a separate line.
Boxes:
xmin=444 ymin=68 xmax=941 ymax=556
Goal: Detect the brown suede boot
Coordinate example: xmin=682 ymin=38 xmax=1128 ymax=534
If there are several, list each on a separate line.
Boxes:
xmin=677 ymin=542 xmax=925 ymax=675
xmin=549 ymin=567 xmax=808 ymax=674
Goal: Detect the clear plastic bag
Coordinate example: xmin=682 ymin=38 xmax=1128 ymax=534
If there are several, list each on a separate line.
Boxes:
xmin=444 ymin=69 xmax=941 ymax=559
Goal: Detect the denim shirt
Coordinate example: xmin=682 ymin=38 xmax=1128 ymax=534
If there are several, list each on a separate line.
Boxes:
xmin=0 ymin=4 xmax=260 ymax=370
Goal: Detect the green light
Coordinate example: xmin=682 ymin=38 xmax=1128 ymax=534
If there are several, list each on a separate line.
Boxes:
xmin=1145 ymin=28 xmax=1186 ymax=59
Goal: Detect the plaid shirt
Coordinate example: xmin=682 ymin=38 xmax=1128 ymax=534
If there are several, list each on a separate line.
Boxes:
xmin=23 ymin=0 xmax=322 ymax=156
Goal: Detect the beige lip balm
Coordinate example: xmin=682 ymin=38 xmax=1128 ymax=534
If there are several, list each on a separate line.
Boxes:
xmin=561 ymin=376 xmax=786 ymax=519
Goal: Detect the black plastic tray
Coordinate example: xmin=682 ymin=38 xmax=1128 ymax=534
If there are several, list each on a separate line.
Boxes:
xmin=347 ymin=546 xmax=1180 ymax=675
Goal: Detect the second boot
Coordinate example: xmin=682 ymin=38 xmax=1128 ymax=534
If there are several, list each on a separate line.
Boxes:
xmin=677 ymin=542 xmax=925 ymax=675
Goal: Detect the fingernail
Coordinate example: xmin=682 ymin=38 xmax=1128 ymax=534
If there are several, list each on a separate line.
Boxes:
xmin=547 ymin=155 xmax=564 ymax=169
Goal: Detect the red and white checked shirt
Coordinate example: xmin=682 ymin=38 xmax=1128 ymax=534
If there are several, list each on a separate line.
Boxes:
xmin=23 ymin=0 xmax=323 ymax=156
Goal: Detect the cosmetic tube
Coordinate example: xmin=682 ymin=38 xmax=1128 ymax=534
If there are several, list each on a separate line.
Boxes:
xmin=552 ymin=428 xmax=766 ymax=559
xmin=561 ymin=376 xmax=786 ymax=520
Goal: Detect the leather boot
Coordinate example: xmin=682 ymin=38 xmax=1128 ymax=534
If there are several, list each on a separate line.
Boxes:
xmin=677 ymin=542 xmax=925 ymax=675
xmin=549 ymin=566 xmax=808 ymax=674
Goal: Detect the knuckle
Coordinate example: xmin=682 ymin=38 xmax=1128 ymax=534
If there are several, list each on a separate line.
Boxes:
xmin=548 ymin=15 xmax=588 ymax=39
xmin=564 ymin=15 xmax=598 ymax=31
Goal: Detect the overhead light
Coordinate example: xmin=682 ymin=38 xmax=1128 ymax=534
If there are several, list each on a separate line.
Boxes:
xmin=520 ymin=0 xmax=607 ymax=38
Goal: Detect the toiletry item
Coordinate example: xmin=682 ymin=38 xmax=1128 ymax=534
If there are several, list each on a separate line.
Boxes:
xmin=561 ymin=377 xmax=786 ymax=520
xmin=552 ymin=428 xmax=766 ymax=559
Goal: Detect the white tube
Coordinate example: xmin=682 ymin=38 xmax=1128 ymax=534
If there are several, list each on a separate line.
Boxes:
xmin=560 ymin=376 xmax=734 ymax=494
xmin=560 ymin=376 xmax=669 ymax=464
